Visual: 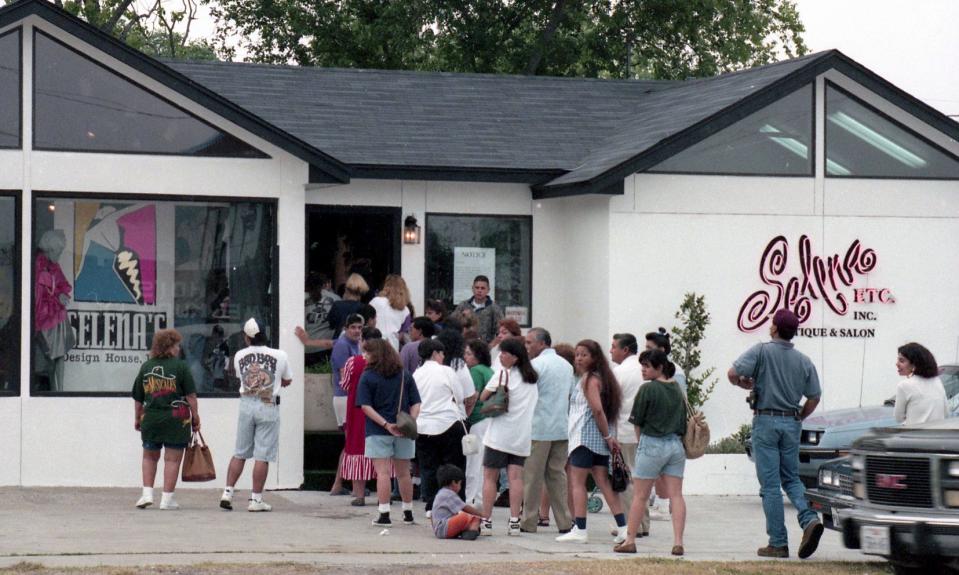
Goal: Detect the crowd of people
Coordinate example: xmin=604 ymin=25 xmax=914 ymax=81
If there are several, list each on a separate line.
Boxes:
xmin=130 ymin=273 xmax=954 ymax=560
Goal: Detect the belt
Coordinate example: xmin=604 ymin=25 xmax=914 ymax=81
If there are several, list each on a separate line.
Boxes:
xmin=242 ymin=394 xmax=276 ymax=405
xmin=754 ymin=409 xmax=799 ymax=418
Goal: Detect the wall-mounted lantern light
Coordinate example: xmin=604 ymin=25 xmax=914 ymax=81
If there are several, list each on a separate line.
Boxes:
xmin=403 ymin=214 xmax=421 ymax=245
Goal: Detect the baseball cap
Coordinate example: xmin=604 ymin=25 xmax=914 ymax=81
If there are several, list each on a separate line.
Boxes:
xmin=243 ymin=317 xmax=263 ymax=338
xmin=772 ymin=309 xmax=799 ymax=331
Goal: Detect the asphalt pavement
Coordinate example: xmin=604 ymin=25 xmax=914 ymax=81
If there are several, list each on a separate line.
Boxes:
xmin=0 ymin=487 xmax=875 ymax=568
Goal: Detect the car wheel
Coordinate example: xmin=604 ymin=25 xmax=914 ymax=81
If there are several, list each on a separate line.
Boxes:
xmin=891 ymin=556 xmax=951 ymax=575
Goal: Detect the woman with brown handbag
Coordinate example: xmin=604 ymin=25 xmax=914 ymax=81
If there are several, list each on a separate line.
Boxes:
xmin=614 ymin=349 xmax=688 ymax=556
xmin=132 ymin=328 xmax=200 ymax=510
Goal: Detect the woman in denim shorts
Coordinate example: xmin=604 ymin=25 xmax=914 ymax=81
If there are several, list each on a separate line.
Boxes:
xmin=614 ymin=349 xmax=688 ymax=556
xmin=358 ymin=339 xmax=422 ymax=527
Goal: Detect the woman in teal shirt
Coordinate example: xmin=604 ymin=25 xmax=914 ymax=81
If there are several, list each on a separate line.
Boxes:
xmin=463 ymin=339 xmax=494 ymax=507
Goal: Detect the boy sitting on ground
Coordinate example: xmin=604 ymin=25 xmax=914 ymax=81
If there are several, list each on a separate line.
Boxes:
xmin=432 ymin=464 xmax=483 ymax=540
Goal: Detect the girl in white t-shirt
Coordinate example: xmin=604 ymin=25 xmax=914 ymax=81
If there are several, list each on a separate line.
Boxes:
xmin=478 ymin=337 xmax=538 ymax=536
xmin=370 ymin=275 xmax=411 ymax=350
xmin=894 ymin=342 xmax=948 ymax=425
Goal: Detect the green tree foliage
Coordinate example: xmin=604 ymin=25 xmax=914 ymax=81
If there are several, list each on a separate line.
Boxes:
xmin=671 ymin=292 xmax=719 ymax=411
xmin=206 ymin=0 xmax=807 ymax=78
xmin=12 ymin=0 xmax=216 ymax=60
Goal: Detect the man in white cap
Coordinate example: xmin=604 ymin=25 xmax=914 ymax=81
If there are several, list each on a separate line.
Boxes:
xmin=220 ymin=318 xmax=293 ymax=512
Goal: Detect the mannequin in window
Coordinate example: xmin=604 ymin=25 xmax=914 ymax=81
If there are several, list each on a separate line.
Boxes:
xmin=35 ymin=229 xmax=75 ymax=391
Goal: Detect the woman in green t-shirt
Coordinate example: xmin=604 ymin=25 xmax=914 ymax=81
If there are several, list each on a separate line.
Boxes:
xmin=614 ymin=349 xmax=687 ymax=556
xmin=132 ymin=329 xmax=200 ymax=510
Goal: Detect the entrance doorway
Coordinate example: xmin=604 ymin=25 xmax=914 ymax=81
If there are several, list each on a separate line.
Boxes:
xmin=305 ymin=205 xmax=401 ymax=301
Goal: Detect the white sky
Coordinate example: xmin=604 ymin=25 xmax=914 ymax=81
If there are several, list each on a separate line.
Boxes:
xmin=182 ymin=0 xmax=959 ymax=118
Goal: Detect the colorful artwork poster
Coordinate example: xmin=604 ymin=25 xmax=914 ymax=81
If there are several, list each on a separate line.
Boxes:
xmin=74 ymin=202 xmax=157 ymax=305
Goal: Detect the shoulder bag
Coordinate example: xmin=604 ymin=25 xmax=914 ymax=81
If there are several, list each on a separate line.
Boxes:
xmin=442 ymin=370 xmax=480 ymax=455
xmin=394 ymin=372 xmax=418 ymax=439
xmin=609 ymin=448 xmax=630 ymax=492
xmin=681 ymin=389 xmax=710 ymax=460
xmin=479 ymin=368 xmax=509 ymax=417
xmin=182 ymin=431 xmax=216 ymax=482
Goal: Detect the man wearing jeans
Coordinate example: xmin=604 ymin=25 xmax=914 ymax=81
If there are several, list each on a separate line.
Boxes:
xmin=520 ymin=327 xmax=574 ymax=533
xmin=728 ymin=309 xmax=823 ymax=559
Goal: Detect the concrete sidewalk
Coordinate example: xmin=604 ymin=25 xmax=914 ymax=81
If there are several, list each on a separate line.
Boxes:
xmin=0 ymin=487 xmax=872 ymax=569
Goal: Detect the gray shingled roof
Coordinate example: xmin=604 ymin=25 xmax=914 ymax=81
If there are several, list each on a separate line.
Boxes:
xmin=168 ymin=61 xmax=677 ymax=172
xmin=542 ymin=51 xmax=831 ymax=189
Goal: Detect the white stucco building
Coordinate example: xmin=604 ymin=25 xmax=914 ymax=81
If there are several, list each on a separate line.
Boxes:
xmin=1 ymin=0 xmax=958 ymax=488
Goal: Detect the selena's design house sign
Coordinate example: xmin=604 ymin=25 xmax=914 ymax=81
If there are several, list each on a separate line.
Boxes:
xmin=738 ymin=235 xmax=893 ymax=337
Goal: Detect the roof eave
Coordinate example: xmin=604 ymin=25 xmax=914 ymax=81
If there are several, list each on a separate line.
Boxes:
xmin=0 ymin=0 xmax=350 ymax=184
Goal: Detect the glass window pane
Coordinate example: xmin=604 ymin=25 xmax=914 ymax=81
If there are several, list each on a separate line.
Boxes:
xmin=826 ymin=84 xmax=959 ymax=178
xmin=33 ymin=32 xmax=266 ymax=158
xmin=0 ymin=30 xmax=20 ymax=148
xmin=426 ymin=214 xmax=532 ymax=329
xmin=650 ymin=84 xmax=814 ymax=176
xmin=32 ymin=196 xmax=276 ymax=395
xmin=0 ymin=195 xmax=18 ymax=393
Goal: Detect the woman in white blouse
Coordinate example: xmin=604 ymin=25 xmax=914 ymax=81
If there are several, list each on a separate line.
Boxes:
xmin=413 ymin=338 xmax=467 ymax=516
xmin=894 ymin=342 xmax=947 ymax=425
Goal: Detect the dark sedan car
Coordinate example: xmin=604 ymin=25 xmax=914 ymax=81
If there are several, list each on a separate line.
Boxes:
xmin=746 ymin=364 xmax=959 ymax=488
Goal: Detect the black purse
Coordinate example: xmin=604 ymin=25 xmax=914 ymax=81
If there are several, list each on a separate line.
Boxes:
xmin=610 ymin=449 xmax=630 ymax=492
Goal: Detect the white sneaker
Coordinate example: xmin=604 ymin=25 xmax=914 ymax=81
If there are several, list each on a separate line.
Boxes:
xmin=649 ymin=508 xmax=671 ymax=521
xmin=481 ymin=519 xmax=493 ymax=536
xmin=248 ymin=499 xmax=272 ymax=512
xmin=220 ymin=491 xmax=233 ymax=510
xmin=507 ymin=520 xmax=521 ymax=536
xmin=135 ymin=495 xmax=153 ymax=509
xmin=613 ymin=525 xmax=627 ymax=544
xmin=556 ymin=526 xmax=588 ymax=543
xmin=159 ymin=499 xmax=179 ymax=510
xmin=425 ymin=510 xmax=432 ymax=519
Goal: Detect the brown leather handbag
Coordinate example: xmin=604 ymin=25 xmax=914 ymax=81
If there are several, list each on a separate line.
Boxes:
xmin=182 ymin=431 xmax=217 ymax=482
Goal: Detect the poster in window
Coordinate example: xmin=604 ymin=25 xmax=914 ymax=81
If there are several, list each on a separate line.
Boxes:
xmin=453 ymin=247 xmax=495 ymax=303
xmin=39 ymin=200 xmax=173 ymax=392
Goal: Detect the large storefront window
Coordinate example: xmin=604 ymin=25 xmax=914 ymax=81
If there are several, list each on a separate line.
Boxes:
xmin=425 ymin=214 xmax=532 ymax=326
xmin=0 ymin=194 xmax=19 ymax=394
xmin=32 ymin=195 xmax=277 ymax=395
xmin=0 ymin=29 xmax=20 ymax=149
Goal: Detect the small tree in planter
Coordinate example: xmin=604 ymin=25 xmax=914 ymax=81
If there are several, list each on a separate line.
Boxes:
xmin=671 ymin=292 xmax=718 ymax=411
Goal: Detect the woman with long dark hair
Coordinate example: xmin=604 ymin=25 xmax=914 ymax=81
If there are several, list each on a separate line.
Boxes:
xmin=357 ymin=338 xmax=422 ymax=527
xmin=558 ymin=339 xmax=626 ymax=544
xmin=894 ymin=342 xmax=948 ymax=425
xmin=478 ymin=337 xmax=539 ymax=536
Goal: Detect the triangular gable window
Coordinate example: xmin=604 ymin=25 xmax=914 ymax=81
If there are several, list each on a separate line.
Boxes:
xmin=33 ymin=31 xmax=266 ymax=158
xmin=825 ymin=83 xmax=959 ymax=179
xmin=649 ymin=84 xmax=814 ymax=176
xmin=0 ymin=29 xmax=20 ymax=149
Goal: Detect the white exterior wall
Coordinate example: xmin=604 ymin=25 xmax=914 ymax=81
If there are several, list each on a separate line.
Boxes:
xmin=5 ymin=18 xmax=309 ymax=488
xmin=611 ymin=72 xmax=959 ymax=441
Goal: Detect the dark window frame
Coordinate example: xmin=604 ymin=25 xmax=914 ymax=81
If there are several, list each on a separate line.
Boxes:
xmin=648 ymin=83 xmax=817 ymax=178
xmin=425 ymin=212 xmax=534 ymax=328
xmin=824 ymin=80 xmax=959 ymax=181
xmin=31 ymin=29 xmax=269 ymax=159
xmin=30 ymin=190 xmax=279 ymax=398
xmin=0 ymin=190 xmax=21 ymax=397
xmin=0 ymin=27 xmax=22 ymax=150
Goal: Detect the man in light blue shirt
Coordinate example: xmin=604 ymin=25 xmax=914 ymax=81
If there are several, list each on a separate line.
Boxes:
xmin=520 ymin=327 xmax=575 ymax=533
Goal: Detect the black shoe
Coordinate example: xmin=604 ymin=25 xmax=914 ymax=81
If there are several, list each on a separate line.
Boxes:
xmin=798 ymin=519 xmax=824 ymax=559
xmin=372 ymin=513 xmax=392 ymax=527
xmin=461 ymin=530 xmax=480 ymax=541
xmin=403 ymin=510 xmax=415 ymax=525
